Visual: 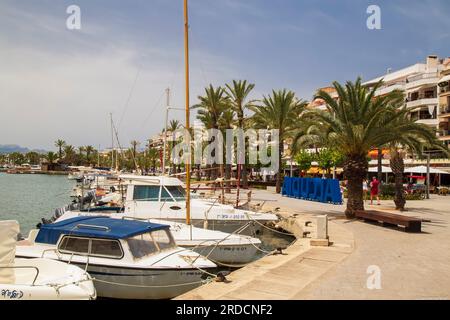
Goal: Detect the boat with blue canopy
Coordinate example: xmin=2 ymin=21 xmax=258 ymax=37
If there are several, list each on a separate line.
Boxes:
xmin=16 ymin=216 xmax=216 ymax=299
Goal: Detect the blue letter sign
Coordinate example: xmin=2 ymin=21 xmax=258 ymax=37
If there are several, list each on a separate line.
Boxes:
xmin=282 ymin=177 xmax=342 ymax=205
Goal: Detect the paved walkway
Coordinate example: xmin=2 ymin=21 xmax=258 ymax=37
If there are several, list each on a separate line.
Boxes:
xmin=178 ymin=190 xmax=450 ymax=300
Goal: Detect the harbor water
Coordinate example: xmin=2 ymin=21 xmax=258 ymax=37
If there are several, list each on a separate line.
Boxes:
xmin=0 ymin=172 xmax=294 ymax=253
xmin=0 ymin=172 xmax=75 ymax=235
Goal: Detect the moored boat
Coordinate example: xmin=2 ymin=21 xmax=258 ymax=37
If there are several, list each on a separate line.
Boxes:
xmin=1 ymin=220 xmax=96 ymax=300
xmin=16 ymin=216 xmax=216 ymax=299
xmin=53 ymin=208 xmax=263 ymax=265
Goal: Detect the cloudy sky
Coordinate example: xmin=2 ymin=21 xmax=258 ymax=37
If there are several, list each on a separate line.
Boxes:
xmin=1 ymin=0 xmax=449 ymax=151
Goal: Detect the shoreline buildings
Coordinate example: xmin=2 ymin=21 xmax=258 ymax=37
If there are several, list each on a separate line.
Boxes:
xmin=308 ymin=55 xmax=450 ymax=179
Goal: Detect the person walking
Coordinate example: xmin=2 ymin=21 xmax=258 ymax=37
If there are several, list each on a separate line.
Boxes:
xmin=370 ymin=176 xmax=380 ymax=205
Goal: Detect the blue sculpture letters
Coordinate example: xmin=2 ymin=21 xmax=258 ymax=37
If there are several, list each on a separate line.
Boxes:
xmin=282 ymin=177 xmax=342 ymax=204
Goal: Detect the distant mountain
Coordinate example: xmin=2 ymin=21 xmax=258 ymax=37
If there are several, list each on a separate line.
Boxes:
xmin=0 ymin=144 xmax=48 ymax=154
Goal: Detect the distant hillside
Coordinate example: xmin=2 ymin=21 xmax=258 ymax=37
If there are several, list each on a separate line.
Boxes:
xmin=0 ymin=144 xmax=48 ymax=154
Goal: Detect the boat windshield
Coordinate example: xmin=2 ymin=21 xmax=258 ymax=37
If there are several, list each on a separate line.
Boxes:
xmin=127 ymin=229 xmax=176 ymax=259
xmin=133 ymin=185 xmax=160 ymax=201
xmin=161 ymin=186 xmax=186 ymax=202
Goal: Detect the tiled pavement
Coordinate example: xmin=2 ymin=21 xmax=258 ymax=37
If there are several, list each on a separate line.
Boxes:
xmin=177 ymin=191 xmax=450 ymax=300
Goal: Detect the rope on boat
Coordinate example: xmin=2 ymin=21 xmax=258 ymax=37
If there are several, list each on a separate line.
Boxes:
xmin=92 ymin=277 xmax=212 ymax=288
xmin=244 ymin=212 xmax=296 ymax=236
xmin=46 ymin=277 xmax=95 ymax=297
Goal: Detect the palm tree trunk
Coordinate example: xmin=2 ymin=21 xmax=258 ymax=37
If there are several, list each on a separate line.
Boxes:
xmin=225 ymin=164 xmax=231 ymax=193
xmin=196 ymin=164 xmax=201 ymax=181
xmin=343 ymin=155 xmax=368 ymax=218
xmin=390 ymin=149 xmax=406 ymax=211
xmin=241 ymin=163 xmax=248 ymax=188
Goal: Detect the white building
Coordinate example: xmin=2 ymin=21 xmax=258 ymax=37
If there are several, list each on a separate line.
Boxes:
xmin=363 ymin=55 xmax=442 ymax=131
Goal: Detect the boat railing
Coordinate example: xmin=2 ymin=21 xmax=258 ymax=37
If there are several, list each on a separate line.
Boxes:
xmin=41 ymin=248 xmax=62 ymax=260
xmin=1 ymin=266 xmax=40 ymax=286
xmin=121 ymin=216 xmax=151 ymax=222
xmin=75 ymin=224 xmax=110 ymax=231
xmin=204 ymin=197 xmax=220 ymax=220
xmin=160 ymin=199 xmax=167 ymax=211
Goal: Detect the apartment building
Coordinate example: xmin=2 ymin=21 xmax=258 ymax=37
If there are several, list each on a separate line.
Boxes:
xmin=363 ymin=55 xmax=442 ymax=131
xmin=438 ymin=58 xmax=450 ymax=148
xmin=310 ymin=56 xmax=449 ymax=144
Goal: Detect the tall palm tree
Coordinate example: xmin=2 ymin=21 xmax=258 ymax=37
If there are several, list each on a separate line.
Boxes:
xmin=386 ymin=103 xmax=446 ymax=210
xmin=250 ymin=89 xmax=308 ymax=193
xmin=225 ymin=80 xmax=255 ymax=187
xmin=300 ymin=78 xmax=436 ymax=218
xmin=55 ymin=139 xmax=66 ymax=160
xmin=194 ymin=85 xmax=230 ymax=180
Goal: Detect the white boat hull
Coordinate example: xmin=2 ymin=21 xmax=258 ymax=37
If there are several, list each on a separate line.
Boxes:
xmin=66 ymin=263 xmax=211 ymax=299
xmin=1 ymin=259 xmax=96 ymax=300
xmin=187 ymin=243 xmax=259 ymax=265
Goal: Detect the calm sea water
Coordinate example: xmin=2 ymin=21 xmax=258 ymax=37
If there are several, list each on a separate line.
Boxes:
xmin=0 ymin=173 xmax=74 ymax=235
xmin=0 ymin=172 xmax=294 ymax=256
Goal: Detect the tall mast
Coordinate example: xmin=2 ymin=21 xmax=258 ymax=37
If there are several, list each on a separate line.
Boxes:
xmin=184 ymin=0 xmax=191 ymax=226
xmin=163 ymin=88 xmax=170 ymax=175
xmin=110 ymin=113 xmax=114 ymax=170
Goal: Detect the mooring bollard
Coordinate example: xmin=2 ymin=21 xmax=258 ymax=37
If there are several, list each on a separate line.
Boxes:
xmin=311 ymin=215 xmax=330 ymax=247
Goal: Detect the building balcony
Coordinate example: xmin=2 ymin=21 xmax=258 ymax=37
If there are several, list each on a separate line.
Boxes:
xmin=375 ymin=83 xmax=405 ymax=96
xmin=416 ymin=118 xmax=438 ymax=126
xmin=439 ymin=106 xmax=450 ymax=118
xmin=406 ymin=97 xmax=438 ymax=109
xmin=440 ymin=86 xmax=450 ymax=95
xmin=405 ymin=73 xmax=439 ymax=90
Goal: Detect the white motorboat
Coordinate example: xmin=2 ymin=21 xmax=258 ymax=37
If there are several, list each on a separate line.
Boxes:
xmin=54 ymin=209 xmax=262 ymax=265
xmin=16 ymin=216 xmax=216 ymax=299
xmin=119 ymin=175 xmax=278 ymax=235
xmin=0 ymin=220 xmax=96 ymax=300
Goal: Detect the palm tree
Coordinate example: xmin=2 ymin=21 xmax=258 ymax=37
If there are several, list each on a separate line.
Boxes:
xmin=78 ymin=146 xmax=85 ymax=157
xmin=194 ymin=85 xmax=230 ymax=180
xmin=63 ymin=145 xmax=76 ymax=164
xmin=25 ymin=151 xmax=40 ymax=165
xmin=250 ymin=89 xmax=308 ymax=193
xmin=45 ymin=151 xmax=58 ymax=163
xmin=85 ymin=145 xmax=95 ymax=164
xmin=225 ymin=80 xmax=255 ymax=187
xmin=300 ymin=78 xmax=437 ymax=218
xmin=386 ymin=103 xmax=446 ymax=210
xmin=55 ymin=139 xmax=66 ymax=160
xmin=147 ymin=147 xmax=159 ymax=172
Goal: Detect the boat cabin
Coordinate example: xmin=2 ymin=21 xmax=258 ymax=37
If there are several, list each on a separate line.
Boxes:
xmin=120 ymin=175 xmax=187 ymax=203
xmin=33 ymin=216 xmax=176 ymax=260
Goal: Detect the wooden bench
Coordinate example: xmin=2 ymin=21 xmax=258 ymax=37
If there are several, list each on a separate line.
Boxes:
xmin=355 ymin=210 xmax=422 ymax=233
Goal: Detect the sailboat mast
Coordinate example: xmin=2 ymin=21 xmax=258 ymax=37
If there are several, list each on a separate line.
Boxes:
xmin=184 ymin=0 xmax=191 ymax=225
xmin=110 ymin=113 xmax=114 ymax=170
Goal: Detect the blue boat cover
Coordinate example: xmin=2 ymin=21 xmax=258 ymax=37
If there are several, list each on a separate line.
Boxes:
xmin=35 ymin=216 xmax=169 ymax=245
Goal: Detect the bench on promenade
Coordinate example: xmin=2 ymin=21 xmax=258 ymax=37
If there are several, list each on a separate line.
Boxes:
xmin=355 ymin=210 xmax=422 ymax=233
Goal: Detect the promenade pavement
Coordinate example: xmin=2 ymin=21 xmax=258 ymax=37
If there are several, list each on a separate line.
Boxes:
xmin=178 ymin=190 xmax=450 ymax=300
